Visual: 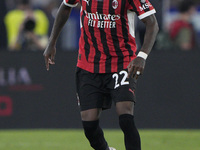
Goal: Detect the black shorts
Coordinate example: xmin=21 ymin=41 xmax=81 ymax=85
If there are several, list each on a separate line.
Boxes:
xmin=76 ymin=67 xmax=137 ymax=111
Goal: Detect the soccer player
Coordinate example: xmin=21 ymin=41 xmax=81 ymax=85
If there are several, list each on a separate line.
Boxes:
xmin=44 ymin=0 xmax=159 ymax=150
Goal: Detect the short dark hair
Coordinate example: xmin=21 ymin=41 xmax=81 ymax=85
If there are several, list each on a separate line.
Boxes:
xmin=178 ymin=0 xmax=195 ymax=13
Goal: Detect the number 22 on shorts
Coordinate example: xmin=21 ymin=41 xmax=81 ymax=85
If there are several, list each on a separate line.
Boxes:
xmin=112 ymin=70 xmax=129 ymax=89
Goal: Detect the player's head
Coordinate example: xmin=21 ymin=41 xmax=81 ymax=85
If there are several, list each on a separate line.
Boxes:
xmin=178 ymin=0 xmax=196 ymax=15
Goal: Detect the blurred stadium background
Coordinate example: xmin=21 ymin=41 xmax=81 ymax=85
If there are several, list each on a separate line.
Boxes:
xmin=0 ymin=0 xmax=200 ymax=150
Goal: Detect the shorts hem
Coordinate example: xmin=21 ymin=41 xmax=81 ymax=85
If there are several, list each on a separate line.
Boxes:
xmin=80 ymin=106 xmax=103 ymax=111
xmin=114 ymin=99 xmax=136 ymax=104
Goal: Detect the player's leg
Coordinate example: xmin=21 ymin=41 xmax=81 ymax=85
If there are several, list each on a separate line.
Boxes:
xmin=81 ymin=108 xmax=109 ymax=150
xmin=116 ymin=101 xmax=141 ymax=150
xmin=76 ymin=68 xmax=109 ymax=150
xmin=108 ymin=69 xmax=140 ymax=150
xmin=81 ymin=108 xmax=102 ymax=121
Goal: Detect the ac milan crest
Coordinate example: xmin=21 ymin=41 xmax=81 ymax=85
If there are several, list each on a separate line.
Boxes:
xmin=112 ymin=0 xmax=118 ymax=9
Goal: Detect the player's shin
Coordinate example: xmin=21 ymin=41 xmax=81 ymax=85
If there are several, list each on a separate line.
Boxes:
xmin=82 ymin=120 xmax=109 ymax=150
xmin=119 ymin=114 xmax=141 ymax=150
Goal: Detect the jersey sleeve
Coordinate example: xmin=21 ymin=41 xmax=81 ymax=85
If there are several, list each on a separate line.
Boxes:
xmin=128 ymin=0 xmax=156 ymax=20
xmin=63 ymin=0 xmax=79 ymax=7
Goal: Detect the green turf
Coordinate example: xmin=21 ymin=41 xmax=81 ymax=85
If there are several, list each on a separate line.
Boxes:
xmin=0 ymin=129 xmax=199 ymax=150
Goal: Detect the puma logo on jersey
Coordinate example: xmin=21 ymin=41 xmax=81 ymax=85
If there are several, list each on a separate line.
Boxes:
xmin=83 ymin=0 xmax=90 ymax=5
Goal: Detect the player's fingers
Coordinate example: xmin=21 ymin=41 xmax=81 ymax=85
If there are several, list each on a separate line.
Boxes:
xmin=135 ymin=70 xmax=141 ymax=80
xmin=49 ymin=59 xmax=55 ymax=65
xmin=132 ymin=66 xmax=138 ymax=78
xmin=44 ymin=56 xmax=50 ymax=71
xmin=140 ymin=67 xmax=144 ymax=75
xmin=128 ymin=65 xmax=134 ymax=78
xmin=135 ymin=68 xmax=143 ymax=79
xmin=50 ymin=54 xmax=55 ymax=65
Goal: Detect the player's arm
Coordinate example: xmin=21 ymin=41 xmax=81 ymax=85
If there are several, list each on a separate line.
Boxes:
xmin=128 ymin=14 xmax=159 ymax=78
xmin=140 ymin=15 xmax=159 ymax=55
xmin=43 ymin=3 xmax=72 ymax=71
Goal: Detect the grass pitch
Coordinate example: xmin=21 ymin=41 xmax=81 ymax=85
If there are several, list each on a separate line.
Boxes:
xmin=0 ymin=129 xmax=199 ymax=150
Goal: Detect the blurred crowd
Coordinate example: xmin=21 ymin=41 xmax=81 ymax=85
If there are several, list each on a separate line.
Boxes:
xmin=0 ymin=0 xmax=80 ymax=51
xmin=157 ymin=0 xmax=200 ymax=51
xmin=0 ymin=0 xmax=199 ymax=52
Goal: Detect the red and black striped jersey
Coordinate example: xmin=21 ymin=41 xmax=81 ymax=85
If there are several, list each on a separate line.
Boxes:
xmin=63 ymin=0 xmax=156 ymax=73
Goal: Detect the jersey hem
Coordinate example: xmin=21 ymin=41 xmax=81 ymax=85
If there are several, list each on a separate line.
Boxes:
xmin=77 ymin=62 xmax=94 ymax=73
xmin=138 ymin=9 xmax=156 ymax=20
xmin=63 ymin=0 xmax=78 ymax=7
xmin=77 ymin=58 xmax=136 ymax=74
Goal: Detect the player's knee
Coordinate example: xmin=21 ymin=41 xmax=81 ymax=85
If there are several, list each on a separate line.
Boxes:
xmin=81 ymin=111 xmax=91 ymax=121
xmin=81 ymin=109 xmax=101 ymax=121
xmin=116 ymin=102 xmax=134 ymax=116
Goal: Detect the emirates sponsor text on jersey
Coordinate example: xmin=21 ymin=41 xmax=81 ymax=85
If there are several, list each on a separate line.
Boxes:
xmin=84 ymin=10 xmax=120 ymax=28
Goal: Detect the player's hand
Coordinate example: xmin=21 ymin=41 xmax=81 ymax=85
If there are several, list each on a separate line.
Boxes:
xmin=128 ymin=57 xmax=146 ymax=79
xmin=43 ymin=43 xmax=56 ymax=71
